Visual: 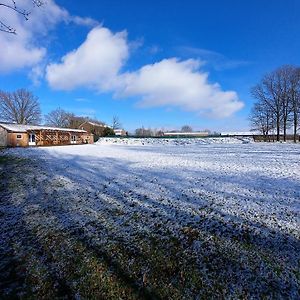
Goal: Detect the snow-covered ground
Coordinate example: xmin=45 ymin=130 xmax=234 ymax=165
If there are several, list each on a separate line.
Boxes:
xmin=96 ymin=136 xmax=253 ymax=145
xmin=1 ymin=138 xmax=300 ymax=298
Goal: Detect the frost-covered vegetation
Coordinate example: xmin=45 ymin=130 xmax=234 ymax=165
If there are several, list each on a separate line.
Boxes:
xmin=0 ymin=139 xmax=299 ymax=298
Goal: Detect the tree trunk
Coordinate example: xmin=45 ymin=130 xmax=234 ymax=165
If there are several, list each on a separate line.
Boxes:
xmin=294 ymin=111 xmax=298 ymax=143
xmin=283 ymin=119 xmax=287 ymax=142
xmin=276 ymin=116 xmax=280 ymax=141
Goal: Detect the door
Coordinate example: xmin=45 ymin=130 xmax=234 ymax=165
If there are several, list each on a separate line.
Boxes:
xmin=29 ymin=133 xmax=36 ymax=146
xmin=71 ymin=135 xmax=77 ymax=144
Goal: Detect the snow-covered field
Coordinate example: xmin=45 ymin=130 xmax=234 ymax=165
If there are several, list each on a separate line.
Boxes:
xmin=1 ymin=138 xmax=300 ymax=298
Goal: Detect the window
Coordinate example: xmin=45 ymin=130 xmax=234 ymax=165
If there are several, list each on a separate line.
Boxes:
xmin=29 ymin=134 xmax=35 ymax=143
xmin=71 ymin=135 xmax=76 ymax=141
xmin=16 ymin=134 xmax=22 ymax=139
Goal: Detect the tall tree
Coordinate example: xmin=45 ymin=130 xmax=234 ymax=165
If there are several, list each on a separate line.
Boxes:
xmin=252 ymin=71 xmax=283 ymax=141
xmin=0 ymin=88 xmax=41 ymax=124
xmin=44 ymin=108 xmax=74 ymax=128
xmin=276 ymin=66 xmax=293 ymax=141
xmin=290 ymin=67 xmax=300 ymax=143
xmin=251 ymin=65 xmax=300 ymax=143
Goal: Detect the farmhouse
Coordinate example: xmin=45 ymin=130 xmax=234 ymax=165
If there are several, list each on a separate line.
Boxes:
xmin=114 ymin=129 xmax=128 ymax=136
xmin=0 ymin=123 xmax=93 ymax=147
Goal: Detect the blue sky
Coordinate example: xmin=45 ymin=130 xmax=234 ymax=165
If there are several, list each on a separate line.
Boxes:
xmin=0 ymin=0 xmax=299 ymax=132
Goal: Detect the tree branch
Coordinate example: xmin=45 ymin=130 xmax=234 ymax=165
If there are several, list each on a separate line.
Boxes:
xmin=0 ymin=0 xmax=44 ymax=34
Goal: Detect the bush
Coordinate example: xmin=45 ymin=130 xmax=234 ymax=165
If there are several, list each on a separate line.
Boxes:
xmin=103 ymin=127 xmax=115 ymax=137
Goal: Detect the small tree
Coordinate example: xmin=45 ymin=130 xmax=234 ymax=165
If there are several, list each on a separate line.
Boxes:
xmin=250 ymin=100 xmax=275 ymax=141
xmin=112 ymin=115 xmax=121 ymax=129
xmin=156 ymin=130 xmax=164 ymax=137
xmin=181 ymin=125 xmax=193 ymax=132
xmin=44 ymin=108 xmax=73 ymax=128
xmin=0 ymin=88 xmax=41 ymax=124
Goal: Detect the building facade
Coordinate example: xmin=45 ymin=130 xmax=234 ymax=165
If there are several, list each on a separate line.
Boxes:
xmin=0 ymin=123 xmax=93 ymax=147
xmin=114 ymin=129 xmax=128 ymax=136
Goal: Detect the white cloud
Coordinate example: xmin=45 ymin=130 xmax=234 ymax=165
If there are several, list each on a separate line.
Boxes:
xmin=29 ymin=64 xmax=45 ymax=86
xmin=0 ymin=34 xmax=46 ymax=72
xmin=45 ymin=26 xmax=244 ymax=118
xmin=0 ymin=0 xmax=98 ymax=73
xmin=70 ymin=16 xmax=99 ymax=27
xmin=46 ymin=26 xmax=129 ymax=90
xmin=1 ymin=0 xmax=243 ymax=118
xmin=121 ymin=58 xmax=244 ymax=117
xmin=177 ymin=46 xmax=250 ymax=70
xmin=45 ymin=25 xmax=244 ymax=118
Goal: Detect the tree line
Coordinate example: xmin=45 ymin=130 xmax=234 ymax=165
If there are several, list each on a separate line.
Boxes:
xmin=250 ymin=65 xmax=300 ymax=142
xmin=0 ymin=89 xmax=116 ymax=137
xmin=134 ymin=126 xmax=215 ymax=137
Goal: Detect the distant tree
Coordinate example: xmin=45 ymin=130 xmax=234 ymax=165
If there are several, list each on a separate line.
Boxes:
xmin=0 ymin=88 xmax=41 ymax=124
xmin=156 ymin=130 xmax=164 ymax=137
xmin=212 ymin=131 xmax=221 ymax=136
xmin=135 ymin=127 xmax=143 ymax=137
xmin=68 ymin=116 xmax=105 ymax=129
xmin=44 ymin=108 xmax=73 ymax=128
xmin=203 ymin=129 xmax=212 ymax=135
xmin=112 ymin=115 xmax=121 ymax=129
xmin=0 ymin=0 xmax=44 ymax=34
xmin=68 ymin=116 xmax=87 ymax=129
xmin=181 ymin=125 xmax=193 ymax=132
xmin=135 ymin=127 xmax=153 ymax=137
xmin=103 ymin=127 xmax=115 ymax=136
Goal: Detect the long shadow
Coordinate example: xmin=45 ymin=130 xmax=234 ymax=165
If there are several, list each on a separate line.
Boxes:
xmin=1 ymin=153 xmax=162 ymax=299
xmin=1 ymin=145 xmax=300 ymax=298
xmin=27 ymin=147 xmax=300 ymax=261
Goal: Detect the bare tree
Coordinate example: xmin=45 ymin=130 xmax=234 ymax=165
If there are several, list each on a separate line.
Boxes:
xmin=252 ymin=71 xmax=283 ymax=141
xmin=156 ymin=130 xmax=164 ymax=137
xmin=250 ymin=100 xmax=275 ymax=140
xmin=181 ymin=125 xmax=193 ymax=132
xmin=0 ymin=88 xmax=41 ymax=124
xmin=277 ymin=66 xmax=294 ymax=141
xmin=290 ymin=67 xmax=300 ymax=143
xmin=0 ymin=0 xmax=44 ymax=34
xmin=135 ymin=127 xmax=153 ymax=137
xmin=112 ymin=115 xmax=121 ymax=129
xmin=251 ymin=65 xmax=300 ymax=143
xmin=44 ymin=108 xmax=74 ymax=128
